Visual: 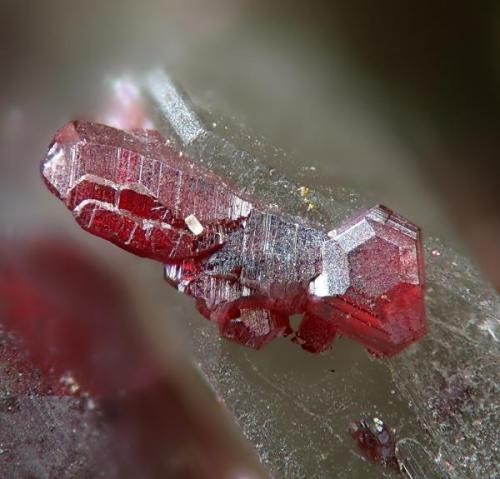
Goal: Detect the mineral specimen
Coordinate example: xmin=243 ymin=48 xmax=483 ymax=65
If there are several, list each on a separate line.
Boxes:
xmin=41 ymin=120 xmax=426 ymax=356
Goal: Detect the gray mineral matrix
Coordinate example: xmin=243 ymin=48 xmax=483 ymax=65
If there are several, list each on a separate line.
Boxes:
xmin=118 ymin=70 xmax=500 ymax=479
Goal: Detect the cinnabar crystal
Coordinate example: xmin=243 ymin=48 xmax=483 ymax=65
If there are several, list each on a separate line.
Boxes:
xmin=350 ymin=417 xmax=398 ymax=469
xmin=41 ymin=120 xmax=427 ymax=356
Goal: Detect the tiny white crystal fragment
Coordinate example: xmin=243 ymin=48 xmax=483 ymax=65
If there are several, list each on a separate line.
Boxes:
xmin=185 ymin=214 xmax=204 ymax=235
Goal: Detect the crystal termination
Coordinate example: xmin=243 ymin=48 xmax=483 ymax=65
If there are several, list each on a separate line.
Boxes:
xmin=41 ymin=120 xmax=426 ymax=356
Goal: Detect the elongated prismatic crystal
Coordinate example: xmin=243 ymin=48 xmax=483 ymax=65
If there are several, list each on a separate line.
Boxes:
xmin=41 ymin=114 xmax=426 ymax=356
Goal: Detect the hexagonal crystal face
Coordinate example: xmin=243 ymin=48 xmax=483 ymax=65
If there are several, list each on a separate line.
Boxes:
xmin=349 ymin=236 xmax=401 ymax=297
xmin=306 ymin=205 xmax=425 ymax=356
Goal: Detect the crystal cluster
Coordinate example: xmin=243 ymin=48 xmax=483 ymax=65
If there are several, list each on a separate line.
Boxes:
xmin=41 ymin=120 xmax=426 ymax=356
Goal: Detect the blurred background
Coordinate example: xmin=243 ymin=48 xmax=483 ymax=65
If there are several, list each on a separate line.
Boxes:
xmin=1 ymin=1 xmax=499 ymax=478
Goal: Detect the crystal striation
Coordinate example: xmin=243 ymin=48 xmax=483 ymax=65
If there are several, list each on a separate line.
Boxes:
xmin=41 ymin=120 xmax=426 ymax=356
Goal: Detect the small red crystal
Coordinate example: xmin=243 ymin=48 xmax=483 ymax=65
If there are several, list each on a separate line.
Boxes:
xmin=350 ymin=417 xmax=398 ymax=469
xmin=293 ymin=312 xmax=337 ymax=353
xmin=220 ymin=308 xmax=292 ymax=349
xmin=41 ymin=120 xmax=427 ymax=356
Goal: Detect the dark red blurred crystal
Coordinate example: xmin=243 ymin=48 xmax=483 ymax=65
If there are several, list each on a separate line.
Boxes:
xmin=350 ymin=417 xmax=399 ymax=469
xmin=0 ymin=237 xmax=262 ymax=478
xmin=41 ymin=120 xmax=427 ymax=356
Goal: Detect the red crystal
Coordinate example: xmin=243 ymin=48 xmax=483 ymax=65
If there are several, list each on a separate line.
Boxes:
xmin=0 ymin=237 xmax=159 ymax=396
xmin=220 ymin=308 xmax=292 ymax=349
xmin=350 ymin=417 xmax=398 ymax=469
xmin=0 ymin=238 xmax=265 ymax=478
xmin=293 ymin=312 xmax=337 ymax=353
xmin=41 ymin=120 xmax=427 ymax=356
